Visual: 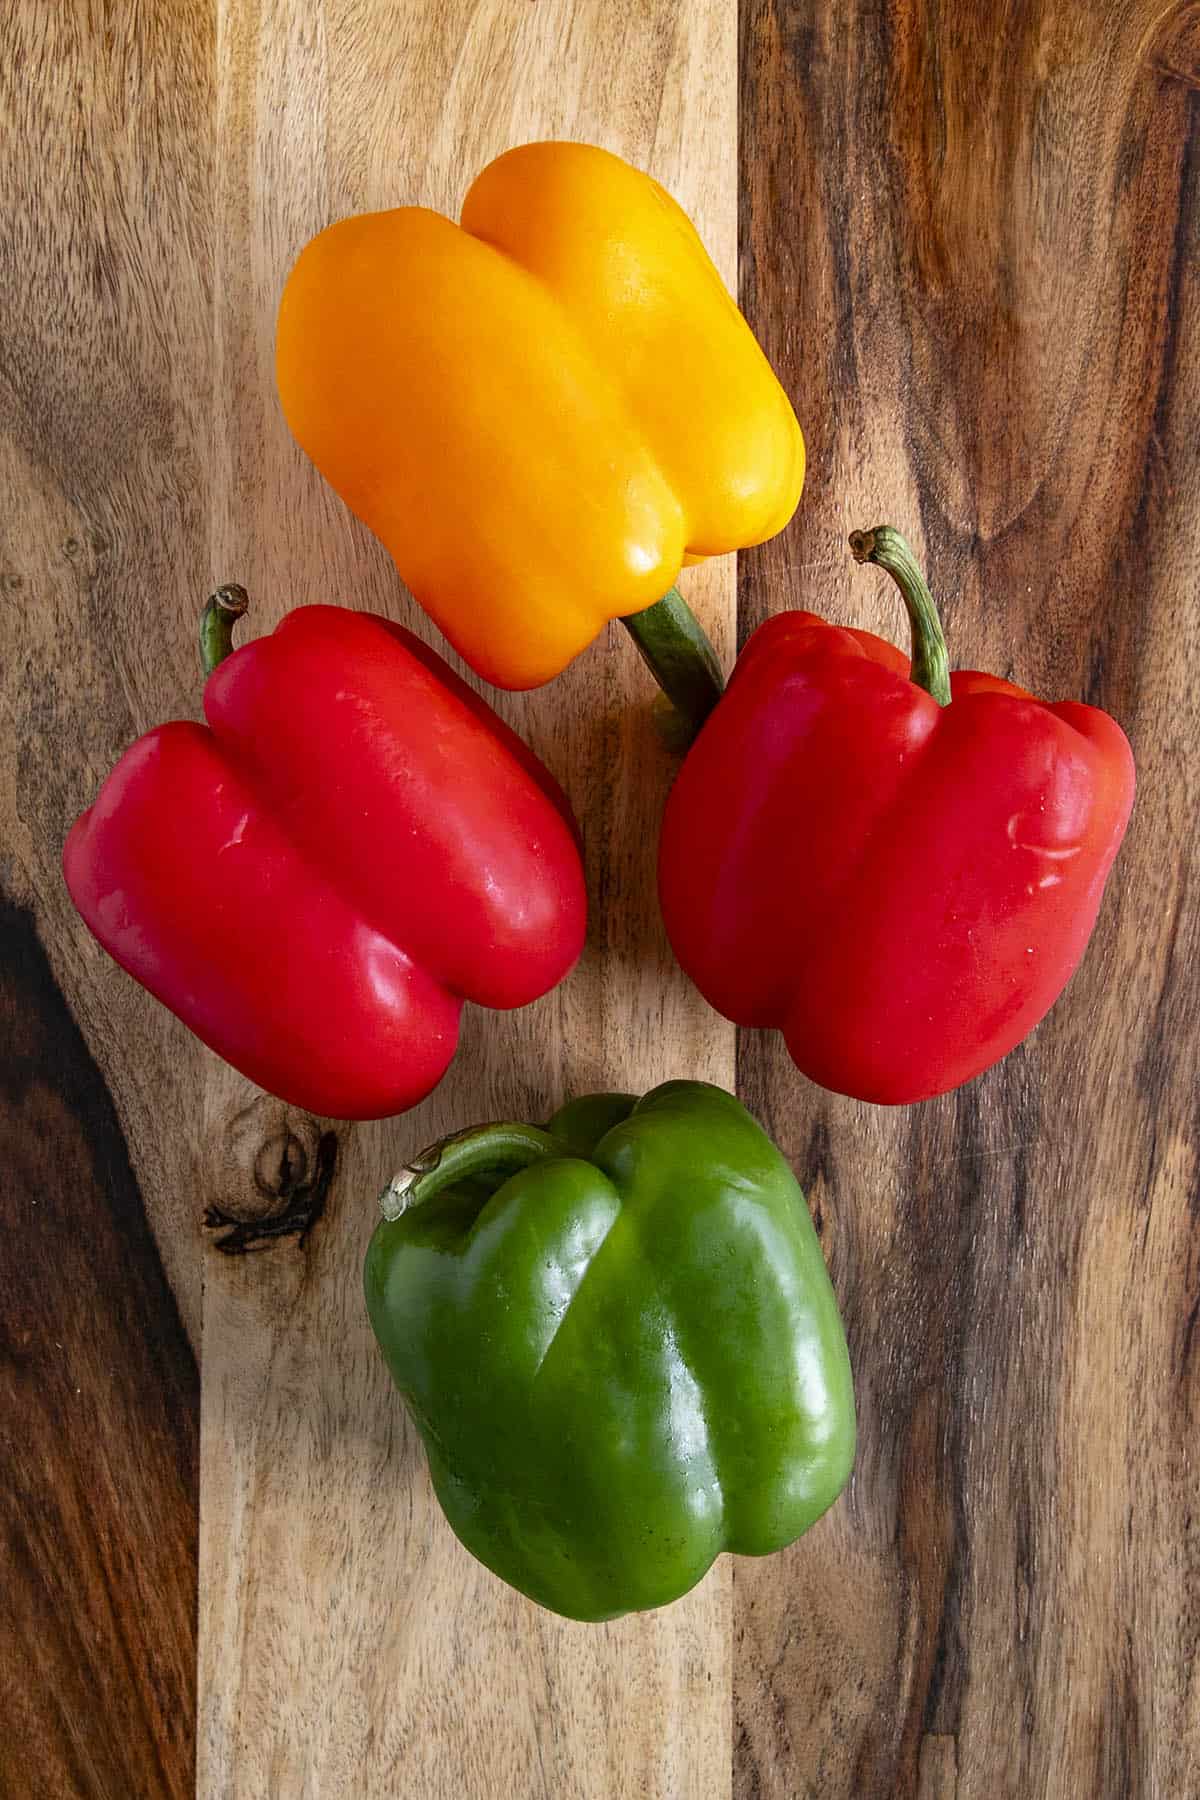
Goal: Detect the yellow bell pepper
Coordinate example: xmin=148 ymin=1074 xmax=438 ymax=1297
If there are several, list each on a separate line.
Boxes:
xmin=275 ymin=142 xmax=804 ymax=710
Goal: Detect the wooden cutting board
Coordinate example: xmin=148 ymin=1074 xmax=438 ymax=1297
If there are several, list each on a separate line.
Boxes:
xmin=1 ymin=1 xmax=1197 ymax=1795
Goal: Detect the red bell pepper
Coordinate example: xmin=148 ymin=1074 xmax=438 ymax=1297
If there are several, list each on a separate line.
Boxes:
xmin=64 ymin=591 xmax=586 ymax=1120
xmin=659 ymin=527 xmax=1135 ymax=1104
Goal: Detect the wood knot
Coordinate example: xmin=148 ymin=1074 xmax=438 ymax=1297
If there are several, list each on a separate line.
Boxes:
xmin=253 ymin=1130 xmax=311 ymax=1202
xmin=204 ymin=1097 xmax=338 ymax=1255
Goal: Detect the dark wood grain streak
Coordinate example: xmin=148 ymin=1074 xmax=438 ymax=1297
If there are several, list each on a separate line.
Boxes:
xmin=738 ymin=3 xmax=1199 ymax=1796
xmin=0 ymin=897 xmax=198 ymax=1799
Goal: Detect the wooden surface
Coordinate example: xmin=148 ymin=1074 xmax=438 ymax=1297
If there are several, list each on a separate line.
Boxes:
xmin=738 ymin=2 xmax=1200 ymax=1795
xmin=0 ymin=895 xmax=198 ymax=1797
xmin=0 ymin=1 xmax=1195 ymax=1795
xmin=202 ymin=7 xmax=734 ymax=1797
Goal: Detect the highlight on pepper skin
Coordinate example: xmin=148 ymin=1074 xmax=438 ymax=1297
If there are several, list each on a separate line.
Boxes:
xmin=63 ymin=599 xmax=588 ymax=1122
xmin=658 ymin=527 xmax=1136 ymax=1105
xmin=275 ymin=140 xmax=805 ymax=693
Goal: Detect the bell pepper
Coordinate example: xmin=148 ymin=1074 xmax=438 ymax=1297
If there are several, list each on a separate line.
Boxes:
xmin=364 ymin=1080 xmax=855 ymax=1622
xmin=275 ymin=140 xmax=805 ymax=735
xmin=63 ymin=589 xmax=586 ymax=1121
xmin=659 ymin=528 xmax=1135 ymax=1105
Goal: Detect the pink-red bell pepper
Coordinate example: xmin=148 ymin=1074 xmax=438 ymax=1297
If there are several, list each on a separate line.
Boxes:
xmin=659 ymin=527 xmax=1135 ymax=1104
xmin=64 ymin=592 xmax=586 ymax=1120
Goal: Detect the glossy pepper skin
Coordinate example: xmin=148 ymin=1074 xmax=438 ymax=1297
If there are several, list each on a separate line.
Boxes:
xmin=275 ymin=141 xmax=804 ymax=691
xmin=364 ymin=1081 xmax=855 ymax=1622
xmin=659 ymin=529 xmax=1136 ymax=1105
xmin=64 ymin=599 xmax=586 ymax=1121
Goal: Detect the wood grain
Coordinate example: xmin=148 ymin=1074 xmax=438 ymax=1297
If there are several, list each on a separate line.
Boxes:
xmin=737 ymin=3 xmax=1200 ymax=1796
xmin=1 ymin=5 xmax=211 ymax=1794
xmin=0 ymin=2 xmax=215 ymax=1343
xmin=199 ymin=4 xmax=735 ymax=1797
xmin=0 ymin=898 xmax=199 ymax=1800
xmin=5 ymin=0 xmax=1197 ymax=1794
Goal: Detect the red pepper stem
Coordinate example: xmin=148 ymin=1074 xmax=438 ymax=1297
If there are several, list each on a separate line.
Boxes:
xmin=849 ymin=527 xmax=952 ymax=706
xmin=200 ymin=584 xmax=250 ymax=678
xmin=619 ymin=585 xmax=725 ymax=747
xmin=379 ymin=1122 xmax=561 ymax=1222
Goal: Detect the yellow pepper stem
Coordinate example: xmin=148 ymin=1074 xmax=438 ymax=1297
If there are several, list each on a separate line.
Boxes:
xmin=619 ymin=587 xmax=725 ymax=747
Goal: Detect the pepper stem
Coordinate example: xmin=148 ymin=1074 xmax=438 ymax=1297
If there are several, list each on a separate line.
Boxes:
xmin=200 ymin=583 xmax=249 ymax=677
xmin=619 ymin=586 xmax=725 ymax=746
xmin=848 ymin=527 xmax=952 ymax=706
xmin=379 ymin=1122 xmax=561 ymax=1221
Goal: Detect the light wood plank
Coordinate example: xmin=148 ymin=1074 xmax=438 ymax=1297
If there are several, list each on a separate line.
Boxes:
xmin=200 ymin=4 xmax=736 ymax=1794
xmin=0 ymin=6 xmax=212 ymax=1791
xmin=0 ymin=0 xmax=214 ymax=1348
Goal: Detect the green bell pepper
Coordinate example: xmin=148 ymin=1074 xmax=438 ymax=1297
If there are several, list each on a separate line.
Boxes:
xmin=364 ymin=1080 xmax=855 ymax=1622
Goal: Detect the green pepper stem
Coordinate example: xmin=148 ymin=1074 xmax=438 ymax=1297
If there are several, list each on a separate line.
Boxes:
xmin=619 ymin=585 xmax=725 ymax=747
xmin=848 ymin=527 xmax=952 ymax=706
xmin=379 ymin=1122 xmax=561 ymax=1221
xmin=200 ymin=583 xmax=250 ymax=678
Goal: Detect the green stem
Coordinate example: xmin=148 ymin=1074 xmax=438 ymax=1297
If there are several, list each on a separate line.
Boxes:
xmin=848 ymin=527 xmax=952 ymax=706
xmin=379 ymin=1122 xmax=561 ymax=1221
xmin=619 ymin=585 xmax=725 ymax=746
xmin=200 ymin=583 xmax=250 ymax=678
